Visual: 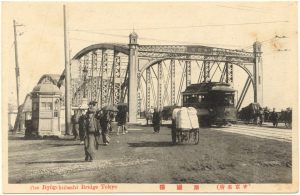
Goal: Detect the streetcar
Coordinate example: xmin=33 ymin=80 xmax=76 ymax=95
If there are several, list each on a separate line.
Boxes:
xmin=182 ymin=82 xmax=237 ymax=126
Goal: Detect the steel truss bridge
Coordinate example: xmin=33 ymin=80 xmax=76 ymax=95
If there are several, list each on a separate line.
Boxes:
xmin=59 ymin=32 xmax=263 ymax=123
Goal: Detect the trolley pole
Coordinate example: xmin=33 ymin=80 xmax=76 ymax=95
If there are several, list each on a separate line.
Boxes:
xmin=63 ymin=5 xmax=72 ymax=135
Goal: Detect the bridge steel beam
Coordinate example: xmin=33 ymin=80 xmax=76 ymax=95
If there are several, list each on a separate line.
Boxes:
xmin=237 ymin=76 xmax=252 ymax=110
xmin=170 ymin=59 xmax=176 ymax=105
xmin=157 ymin=61 xmax=163 ymax=109
xmin=204 ymin=61 xmax=210 ymax=82
xmin=145 ymin=68 xmax=151 ymax=112
xmin=185 ymin=60 xmax=191 ymax=87
xmin=114 ymin=54 xmax=121 ymax=105
xmin=101 ymin=52 xmax=108 ymax=107
xmin=228 ymin=63 xmax=233 ymax=85
xmin=91 ymin=51 xmax=97 ymax=101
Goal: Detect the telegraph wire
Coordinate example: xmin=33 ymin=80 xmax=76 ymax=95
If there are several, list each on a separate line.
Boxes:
xmin=241 ymin=35 xmax=289 ymax=50
xmin=69 ymin=30 xmax=246 ymax=48
xmin=69 ymin=20 xmax=288 ymax=31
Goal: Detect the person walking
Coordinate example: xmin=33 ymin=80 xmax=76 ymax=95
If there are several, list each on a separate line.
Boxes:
xmin=258 ymin=107 xmax=264 ymax=126
xmin=152 ymin=108 xmax=161 ymax=133
xmin=100 ymin=110 xmax=111 ymax=145
xmin=84 ymin=108 xmax=99 ymax=162
xmin=71 ymin=110 xmax=80 ymax=140
xmin=78 ymin=109 xmax=87 ymax=144
xmin=116 ymin=107 xmax=127 ymax=135
xmin=270 ymin=108 xmax=279 ymax=128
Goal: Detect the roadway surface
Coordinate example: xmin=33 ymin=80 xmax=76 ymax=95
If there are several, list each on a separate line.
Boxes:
xmin=8 ymin=122 xmax=292 ymax=184
xmin=211 ymin=123 xmax=292 ymax=143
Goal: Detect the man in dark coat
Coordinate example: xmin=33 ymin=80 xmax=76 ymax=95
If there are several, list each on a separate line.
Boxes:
xmin=78 ymin=109 xmax=87 ymax=144
xmin=84 ymin=108 xmax=99 ymax=162
xmin=152 ymin=108 xmax=161 ymax=133
xmin=270 ymin=108 xmax=279 ymax=128
xmin=116 ymin=109 xmax=127 ymax=135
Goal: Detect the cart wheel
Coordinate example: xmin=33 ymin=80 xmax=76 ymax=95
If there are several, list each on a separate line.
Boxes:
xmin=194 ymin=129 xmax=200 ymax=145
xmin=171 ymin=129 xmax=176 ymax=144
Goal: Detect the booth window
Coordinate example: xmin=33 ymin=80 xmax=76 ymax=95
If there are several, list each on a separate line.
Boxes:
xmin=54 ymin=111 xmax=58 ymax=117
xmin=41 ymin=102 xmax=52 ymax=110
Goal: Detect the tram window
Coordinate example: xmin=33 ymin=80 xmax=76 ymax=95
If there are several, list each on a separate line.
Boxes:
xmin=198 ymin=95 xmax=205 ymax=103
xmin=228 ymin=96 xmax=234 ymax=105
xmin=198 ymin=95 xmax=202 ymax=103
xmin=224 ymin=95 xmax=234 ymax=106
xmin=189 ymin=96 xmax=198 ymax=103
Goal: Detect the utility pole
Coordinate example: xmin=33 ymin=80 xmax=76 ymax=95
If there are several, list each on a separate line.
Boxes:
xmin=64 ymin=5 xmax=71 ymax=135
xmin=13 ymin=20 xmax=20 ymax=112
xmin=13 ymin=19 xmax=24 ymax=132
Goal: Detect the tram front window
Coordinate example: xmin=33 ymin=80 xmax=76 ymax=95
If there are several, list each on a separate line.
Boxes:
xmin=223 ymin=94 xmax=234 ymax=106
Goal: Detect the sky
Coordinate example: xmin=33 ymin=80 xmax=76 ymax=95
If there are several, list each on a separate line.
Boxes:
xmin=2 ymin=2 xmax=298 ymax=110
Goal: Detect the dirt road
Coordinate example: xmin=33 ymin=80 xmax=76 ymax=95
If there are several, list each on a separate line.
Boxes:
xmin=8 ymin=123 xmax=292 ymax=184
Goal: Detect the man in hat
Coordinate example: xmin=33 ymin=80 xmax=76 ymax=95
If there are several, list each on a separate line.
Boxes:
xmin=88 ymin=101 xmax=98 ymax=110
xmin=84 ymin=108 xmax=99 ymax=162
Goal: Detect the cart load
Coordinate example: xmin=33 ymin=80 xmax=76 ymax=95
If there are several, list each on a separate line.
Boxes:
xmin=176 ymin=107 xmax=199 ymax=129
xmin=171 ymin=107 xmax=200 ymax=144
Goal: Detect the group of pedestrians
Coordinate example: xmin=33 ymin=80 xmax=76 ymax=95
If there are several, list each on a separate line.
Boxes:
xmin=71 ymin=101 xmax=131 ymax=162
xmin=71 ymin=101 xmax=116 ymax=162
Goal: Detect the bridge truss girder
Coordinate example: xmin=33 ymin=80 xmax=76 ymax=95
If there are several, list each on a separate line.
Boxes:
xmin=71 ymin=48 xmax=129 ymax=109
xmin=66 ymin=40 xmax=262 ymax=121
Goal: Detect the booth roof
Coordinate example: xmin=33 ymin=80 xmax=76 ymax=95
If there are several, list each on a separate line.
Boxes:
xmin=32 ymin=83 xmax=62 ymax=95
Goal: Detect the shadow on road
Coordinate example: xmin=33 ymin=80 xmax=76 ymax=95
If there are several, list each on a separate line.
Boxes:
xmin=26 ymin=160 xmax=86 ymax=164
xmin=48 ymin=143 xmax=82 ymax=147
xmin=128 ymin=141 xmax=173 ymax=147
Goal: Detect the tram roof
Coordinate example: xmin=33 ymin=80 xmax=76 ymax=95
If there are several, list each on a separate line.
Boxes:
xmin=182 ymin=82 xmax=235 ymax=95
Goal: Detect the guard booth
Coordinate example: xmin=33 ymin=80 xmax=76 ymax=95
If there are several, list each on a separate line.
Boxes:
xmin=31 ymin=83 xmax=62 ymax=136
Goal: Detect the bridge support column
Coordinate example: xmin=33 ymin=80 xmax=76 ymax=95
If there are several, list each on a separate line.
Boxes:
xmin=128 ymin=32 xmax=139 ymax=123
xmin=253 ymin=42 xmax=263 ymax=105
